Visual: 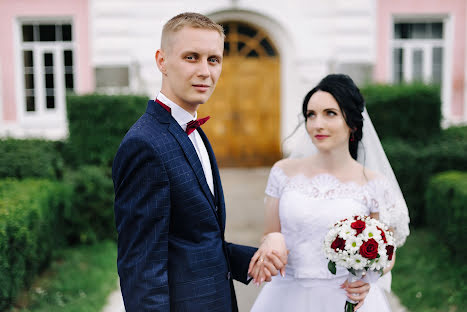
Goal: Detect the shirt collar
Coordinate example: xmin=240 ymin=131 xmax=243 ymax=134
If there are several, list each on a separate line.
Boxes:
xmin=156 ymin=92 xmax=197 ymax=131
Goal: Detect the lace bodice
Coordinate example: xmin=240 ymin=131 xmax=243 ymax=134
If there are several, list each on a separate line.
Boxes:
xmin=265 ymin=166 xmax=404 ymax=280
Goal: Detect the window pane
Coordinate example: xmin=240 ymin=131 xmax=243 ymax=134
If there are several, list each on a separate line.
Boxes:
xmin=23 ymin=51 xmax=34 ymax=67
xmin=64 ymin=50 xmax=73 ymax=66
xmin=395 ymin=23 xmax=410 ymax=39
xmin=25 ymin=74 xmax=34 ymax=89
xmin=394 ymin=23 xmax=402 ymax=39
xmin=238 ymin=24 xmax=257 ymax=38
xmin=43 ymin=53 xmax=55 ymax=109
xmin=412 ymin=23 xmax=427 ymax=39
xmin=431 ymin=22 xmax=443 ymax=39
xmin=64 ymin=50 xmax=74 ymax=91
xmin=62 ymin=24 xmax=72 ymax=41
xmin=45 ymin=74 xmax=54 ymax=88
xmin=65 ymin=73 xmax=74 ymax=90
xmin=39 ymin=25 xmax=56 ymax=41
xmin=224 ymin=41 xmax=230 ymax=56
xmin=46 ymin=96 xmax=55 ymax=109
xmin=44 ymin=53 xmax=54 ymax=67
xmin=247 ymin=50 xmax=259 ymax=58
xmin=393 ymin=48 xmax=403 ymax=83
xmin=413 ymin=49 xmax=423 ymax=81
xmin=237 ymin=42 xmax=245 ymax=52
xmin=26 ymin=96 xmax=35 ymax=112
xmin=432 ymin=47 xmax=443 ymax=84
xmin=260 ymin=38 xmax=276 ymax=57
xmin=22 ymin=25 xmax=34 ymax=42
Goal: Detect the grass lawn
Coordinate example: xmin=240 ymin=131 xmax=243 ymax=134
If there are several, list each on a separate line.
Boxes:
xmin=8 ymin=240 xmax=118 ymax=312
xmin=392 ymin=228 xmax=466 ymax=312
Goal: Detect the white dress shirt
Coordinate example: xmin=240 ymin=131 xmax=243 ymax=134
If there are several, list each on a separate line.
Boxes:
xmin=156 ymin=92 xmax=214 ymax=195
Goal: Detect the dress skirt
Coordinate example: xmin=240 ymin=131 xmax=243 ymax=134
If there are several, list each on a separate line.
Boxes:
xmin=250 ymin=275 xmax=391 ymax=312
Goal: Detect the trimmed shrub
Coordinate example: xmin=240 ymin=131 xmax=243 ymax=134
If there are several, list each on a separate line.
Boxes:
xmin=63 ymin=166 xmax=115 ymax=244
xmin=383 ymin=126 xmax=467 ymax=226
xmin=425 ymin=171 xmax=467 ymax=261
xmin=0 ymin=139 xmax=64 ymax=179
xmin=65 ymin=94 xmax=148 ymax=168
xmin=0 ymin=179 xmax=71 ymax=310
xmin=362 ymin=83 xmax=441 ymax=141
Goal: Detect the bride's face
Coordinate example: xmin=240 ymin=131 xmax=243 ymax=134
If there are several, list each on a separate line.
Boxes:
xmin=305 ymin=90 xmax=351 ymax=152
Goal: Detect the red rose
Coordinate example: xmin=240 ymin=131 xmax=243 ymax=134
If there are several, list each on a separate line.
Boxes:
xmin=351 ymin=220 xmax=366 ymax=235
xmin=377 ymin=226 xmax=387 ymax=243
xmin=359 ymin=238 xmax=379 ymax=259
xmin=331 ymin=236 xmax=346 ymax=252
xmin=386 ymin=245 xmax=394 ymax=261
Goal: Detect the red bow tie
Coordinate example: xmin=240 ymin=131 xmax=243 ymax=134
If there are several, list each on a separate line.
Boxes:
xmin=155 ymin=99 xmax=210 ymax=135
xmin=186 ymin=116 xmax=210 ymax=135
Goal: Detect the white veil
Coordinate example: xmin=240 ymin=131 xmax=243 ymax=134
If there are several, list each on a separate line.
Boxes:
xmin=287 ymin=109 xmax=410 ymax=248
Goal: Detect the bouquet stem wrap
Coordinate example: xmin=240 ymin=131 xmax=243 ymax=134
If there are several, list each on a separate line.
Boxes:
xmin=345 ymin=270 xmax=364 ymax=311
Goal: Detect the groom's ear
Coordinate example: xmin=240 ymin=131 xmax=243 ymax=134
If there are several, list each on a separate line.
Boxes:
xmin=156 ymin=49 xmax=167 ymax=75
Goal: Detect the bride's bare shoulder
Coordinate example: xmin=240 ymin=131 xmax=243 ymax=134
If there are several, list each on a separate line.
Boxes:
xmin=273 ymin=157 xmax=313 ymax=176
xmin=362 ymin=166 xmax=385 ymax=181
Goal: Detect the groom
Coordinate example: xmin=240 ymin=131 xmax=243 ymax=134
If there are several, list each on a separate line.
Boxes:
xmin=113 ymin=12 xmax=286 ymax=311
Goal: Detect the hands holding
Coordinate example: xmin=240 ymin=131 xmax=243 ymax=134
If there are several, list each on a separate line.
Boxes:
xmin=248 ymin=232 xmax=288 ymax=286
xmin=340 ymin=279 xmax=371 ymax=311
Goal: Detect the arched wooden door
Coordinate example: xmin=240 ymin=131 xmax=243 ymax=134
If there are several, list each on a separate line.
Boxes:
xmin=198 ymin=22 xmax=281 ymax=167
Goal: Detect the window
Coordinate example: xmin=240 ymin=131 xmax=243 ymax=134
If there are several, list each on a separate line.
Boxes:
xmin=95 ymin=66 xmax=129 ymax=89
xmin=19 ymin=21 xmax=75 ymax=119
xmin=392 ymin=21 xmax=444 ymax=85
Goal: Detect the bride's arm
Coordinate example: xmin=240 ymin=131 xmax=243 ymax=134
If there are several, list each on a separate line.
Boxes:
xmin=248 ymin=196 xmax=288 ymax=284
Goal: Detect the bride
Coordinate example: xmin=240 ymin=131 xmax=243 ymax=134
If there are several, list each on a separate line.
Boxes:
xmin=248 ymin=74 xmax=410 ymax=311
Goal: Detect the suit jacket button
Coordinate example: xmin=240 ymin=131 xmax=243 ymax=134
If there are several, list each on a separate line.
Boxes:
xmin=215 ymin=206 xmax=218 ymax=212
xmin=226 ymin=272 xmax=231 ymax=280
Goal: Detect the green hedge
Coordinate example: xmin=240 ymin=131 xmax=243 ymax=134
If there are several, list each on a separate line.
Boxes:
xmin=0 ymin=179 xmax=71 ymax=310
xmin=63 ymin=166 xmax=115 ymax=244
xmin=383 ymin=126 xmax=467 ymax=226
xmin=66 ymin=94 xmax=148 ymax=168
xmin=425 ymin=171 xmax=467 ymax=261
xmin=362 ymin=83 xmax=441 ymax=141
xmin=0 ymin=139 xmax=64 ymax=179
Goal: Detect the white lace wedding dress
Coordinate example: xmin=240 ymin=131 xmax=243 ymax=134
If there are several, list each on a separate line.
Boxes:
xmin=251 ymin=166 xmax=393 ymax=312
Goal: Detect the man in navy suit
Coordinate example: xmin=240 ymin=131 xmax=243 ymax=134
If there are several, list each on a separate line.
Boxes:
xmin=112 ymin=13 xmax=287 ymax=311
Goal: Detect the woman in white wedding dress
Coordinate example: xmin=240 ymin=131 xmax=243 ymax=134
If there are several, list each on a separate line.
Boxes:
xmin=249 ymin=74 xmax=410 ymax=312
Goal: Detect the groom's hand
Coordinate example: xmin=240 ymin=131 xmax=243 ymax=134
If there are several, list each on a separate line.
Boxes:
xmin=248 ymin=232 xmax=288 ymax=285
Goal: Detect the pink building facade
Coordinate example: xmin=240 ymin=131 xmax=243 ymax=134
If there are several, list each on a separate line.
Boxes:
xmin=0 ymin=0 xmax=465 ymax=140
xmin=375 ymin=0 xmax=467 ymax=124
xmin=0 ymin=0 xmax=92 ymax=138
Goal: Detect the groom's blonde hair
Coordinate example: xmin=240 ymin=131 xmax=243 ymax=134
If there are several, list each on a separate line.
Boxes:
xmin=161 ymin=12 xmax=225 ymax=51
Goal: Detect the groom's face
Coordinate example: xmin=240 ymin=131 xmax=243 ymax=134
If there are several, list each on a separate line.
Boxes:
xmin=157 ymin=27 xmax=223 ymax=113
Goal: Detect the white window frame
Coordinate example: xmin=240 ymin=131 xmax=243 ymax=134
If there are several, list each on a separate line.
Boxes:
xmin=390 ymin=15 xmax=453 ymax=124
xmin=14 ymin=17 xmax=76 ymax=130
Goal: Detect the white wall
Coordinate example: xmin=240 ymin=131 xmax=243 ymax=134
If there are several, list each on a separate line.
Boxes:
xmin=91 ymin=0 xmax=375 ymax=149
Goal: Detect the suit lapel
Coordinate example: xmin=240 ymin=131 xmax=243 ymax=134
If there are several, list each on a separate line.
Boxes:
xmin=148 ymin=100 xmax=219 ymax=221
xmin=168 ymin=124 xmax=217 ymax=212
xmin=197 ymin=127 xmax=226 ymax=230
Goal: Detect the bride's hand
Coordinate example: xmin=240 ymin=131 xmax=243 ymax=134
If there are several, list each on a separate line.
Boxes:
xmin=248 ymin=232 xmax=288 ymax=285
xmin=341 ymin=279 xmax=371 ymax=311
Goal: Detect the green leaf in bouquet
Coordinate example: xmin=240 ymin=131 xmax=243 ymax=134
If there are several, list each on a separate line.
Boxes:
xmin=379 ymin=268 xmax=384 ymax=277
xmin=328 ymin=260 xmax=336 ymax=275
xmin=348 ymin=268 xmax=357 ymax=276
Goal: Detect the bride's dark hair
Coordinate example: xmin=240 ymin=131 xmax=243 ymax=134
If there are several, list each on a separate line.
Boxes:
xmin=301 ymin=74 xmax=365 ymax=160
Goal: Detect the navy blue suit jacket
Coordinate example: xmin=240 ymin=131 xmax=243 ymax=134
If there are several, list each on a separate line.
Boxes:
xmin=112 ymin=100 xmax=257 ymax=311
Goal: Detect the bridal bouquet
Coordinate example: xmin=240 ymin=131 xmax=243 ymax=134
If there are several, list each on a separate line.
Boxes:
xmin=323 ymin=215 xmax=395 ymax=312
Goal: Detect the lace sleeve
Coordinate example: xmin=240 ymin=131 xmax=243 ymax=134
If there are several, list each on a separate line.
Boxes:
xmin=368 ymin=178 xmax=410 ymax=247
xmin=265 ymin=166 xmax=288 ymax=198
